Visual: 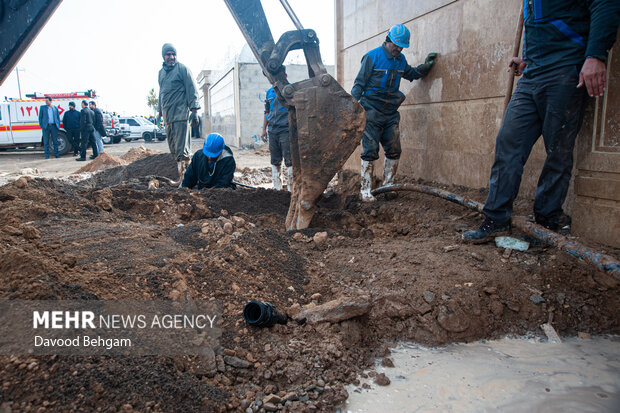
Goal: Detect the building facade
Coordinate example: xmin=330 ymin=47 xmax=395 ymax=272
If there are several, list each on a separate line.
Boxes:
xmin=336 ymin=0 xmax=619 ymax=247
xmin=202 ymin=46 xmax=335 ymax=148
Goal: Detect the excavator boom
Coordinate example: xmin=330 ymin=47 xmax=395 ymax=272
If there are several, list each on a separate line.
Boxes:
xmin=223 ymin=0 xmax=365 ymax=230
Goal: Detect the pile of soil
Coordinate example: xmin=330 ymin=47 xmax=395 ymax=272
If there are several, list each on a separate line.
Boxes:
xmin=0 ymin=156 xmax=618 ymax=412
xmin=74 ymin=146 xmax=162 ymax=174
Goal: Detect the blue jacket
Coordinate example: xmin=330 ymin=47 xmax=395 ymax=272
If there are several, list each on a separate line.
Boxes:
xmin=522 ymin=0 xmax=620 ymax=78
xmin=62 ymin=108 xmax=81 ymax=130
xmin=264 ymin=87 xmax=289 ymax=134
xmin=182 ymin=146 xmax=236 ymax=190
xmin=38 ymin=104 xmax=60 ymax=129
xmin=351 ymin=44 xmax=429 ymax=114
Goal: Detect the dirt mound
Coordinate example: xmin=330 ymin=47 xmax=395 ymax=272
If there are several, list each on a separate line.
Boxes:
xmin=73 ymin=152 xmax=126 ymax=174
xmin=0 ymin=166 xmax=618 ymax=411
xmin=73 ymin=146 xmax=162 ymax=175
xmin=81 ymin=153 xmax=179 ymax=188
xmin=119 ymin=146 xmax=161 ymax=163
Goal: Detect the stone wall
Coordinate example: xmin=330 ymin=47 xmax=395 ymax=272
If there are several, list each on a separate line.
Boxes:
xmin=209 ymin=62 xmax=335 ymax=148
xmin=336 ymin=0 xmax=619 ymax=246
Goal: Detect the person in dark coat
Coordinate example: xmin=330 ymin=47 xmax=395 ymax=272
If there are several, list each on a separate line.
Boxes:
xmin=62 ymin=101 xmax=81 ymax=156
xmin=181 ymin=133 xmax=236 ymax=190
xmin=463 ymin=0 xmax=620 ymax=243
xmin=38 ymin=96 xmax=61 ymax=159
xmin=89 ymin=101 xmax=106 ymax=154
xmin=351 ymin=24 xmax=436 ymax=202
xmin=76 ymin=100 xmax=97 ymax=161
xmin=158 ymin=43 xmax=200 ymax=185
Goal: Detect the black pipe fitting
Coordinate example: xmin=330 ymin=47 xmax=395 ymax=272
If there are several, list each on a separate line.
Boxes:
xmin=242 ymin=300 xmax=287 ymax=328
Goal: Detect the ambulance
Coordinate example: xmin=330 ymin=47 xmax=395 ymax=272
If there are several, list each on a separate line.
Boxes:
xmin=0 ymin=90 xmax=96 ymax=156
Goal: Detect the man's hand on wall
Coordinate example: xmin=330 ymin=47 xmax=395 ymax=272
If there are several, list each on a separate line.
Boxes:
xmin=423 ymin=53 xmax=438 ymax=70
xmin=508 ymin=57 xmax=527 ymax=76
xmin=578 ymin=57 xmax=607 ymax=98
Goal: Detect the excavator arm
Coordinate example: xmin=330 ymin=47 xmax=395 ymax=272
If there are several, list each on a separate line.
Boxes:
xmin=224 ymin=0 xmax=365 ymax=230
xmin=0 ymin=0 xmax=62 ymax=85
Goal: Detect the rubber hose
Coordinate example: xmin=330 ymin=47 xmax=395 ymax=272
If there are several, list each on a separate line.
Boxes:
xmin=371 ymin=183 xmax=620 ymax=279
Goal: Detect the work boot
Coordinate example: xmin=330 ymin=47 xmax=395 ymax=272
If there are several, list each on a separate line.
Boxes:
xmin=535 ymin=215 xmax=559 ymax=231
xmin=179 ymin=158 xmax=189 ymax=182
xmin=462 ymin=217 xmax=510 ymax=244
xmin=170 ymin=161 xmax=184 ymax=187
xmin=272 ymin=165 xmax=282 ymax=190
xmin=287 ymin=166 xmax=293 ymax=192
xmin=360 ymin=160 xmax=376 ymax=202
xmin=382 ymin=158 xmax=399 ymax=186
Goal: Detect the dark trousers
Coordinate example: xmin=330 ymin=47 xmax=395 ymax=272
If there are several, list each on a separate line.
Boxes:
xmin=483 ymin=66 xmax=587 ymax=226
xmin=42 ymin=125 xmax=59 ymax=158
xmin=80 ymin=126 xmax=98 ymax=158
xmin=65 ymin=128 xmax=81 ymax=155
xmin=268 ymin=129 xmax=292 ymax=167
xmin=360 ymin=107 xmax=401 ymax=161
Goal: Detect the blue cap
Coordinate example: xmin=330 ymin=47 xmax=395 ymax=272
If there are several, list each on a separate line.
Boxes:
xmin=203 ymin=133 xmax=225 ymax=158
xmin=388 ymin=24 xmax=410 ymax=48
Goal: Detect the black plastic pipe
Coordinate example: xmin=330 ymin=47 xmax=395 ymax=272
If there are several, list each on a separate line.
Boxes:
xmin=243 ymin=301 xmax=287 ymax=327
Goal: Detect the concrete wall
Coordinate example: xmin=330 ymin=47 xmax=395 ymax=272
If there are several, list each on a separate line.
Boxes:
xmin=210 ymin=68 xmax=236 ymax=146
xmin=209 ymin=62 xmax=335 ymax=148
xmin=336 ymin=0 xmax=620 ymax=247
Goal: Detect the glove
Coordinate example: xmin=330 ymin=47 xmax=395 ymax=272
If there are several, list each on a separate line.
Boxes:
xmin=423 ymin=52 xmax=438 ymax=71
xmin=189 ymin=111 xmax=199 ymax=127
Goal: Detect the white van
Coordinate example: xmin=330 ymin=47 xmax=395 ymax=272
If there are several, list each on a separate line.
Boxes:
xmin=0 ymin=91 xmax=109 ymax=155
xmin=0 ymin=98 xmax=76 ymax=155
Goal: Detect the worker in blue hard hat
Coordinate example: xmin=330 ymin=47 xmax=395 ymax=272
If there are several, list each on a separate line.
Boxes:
xmin=351 ymin=23 xmax=438 ymax=202
xmin=181 ymin=133 xmax=236 ymax=190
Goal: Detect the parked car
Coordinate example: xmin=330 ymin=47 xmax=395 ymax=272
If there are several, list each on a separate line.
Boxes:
xmin=101 ymin=112 xmax=124 ymax=144
xmin=155 ymin=127 xmax=166 ymax=140
xmin=118 ymin=117 xmax=159 ymax=142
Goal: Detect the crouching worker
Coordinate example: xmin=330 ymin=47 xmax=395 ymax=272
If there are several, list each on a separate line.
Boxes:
xmin=181 ymin=133 xmax=236 ymax=190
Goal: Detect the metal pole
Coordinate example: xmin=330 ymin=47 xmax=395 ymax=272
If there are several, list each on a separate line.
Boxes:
xmin=15 ymin=67 xmax=22 ymax=99
xmin=279 ymin=0 xmax=304 ymax=30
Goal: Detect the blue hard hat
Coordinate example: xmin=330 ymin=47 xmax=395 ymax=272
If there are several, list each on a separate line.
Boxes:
xmin=203 ymin=133 xmax=225 ymax=158
xmin=388 ymin=24 xmax=410 ymax=48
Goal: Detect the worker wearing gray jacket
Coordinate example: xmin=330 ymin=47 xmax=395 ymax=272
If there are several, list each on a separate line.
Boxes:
xmin=158 ymin=43 xmax=200 ymax=185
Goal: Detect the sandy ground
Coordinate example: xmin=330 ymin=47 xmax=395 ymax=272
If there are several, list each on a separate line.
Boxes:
xmin=0 ymin=147 xmax=618 ymax=411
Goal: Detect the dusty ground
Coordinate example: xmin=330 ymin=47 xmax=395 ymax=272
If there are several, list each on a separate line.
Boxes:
xmin=0 ymin=149 xmax=618 ymax=412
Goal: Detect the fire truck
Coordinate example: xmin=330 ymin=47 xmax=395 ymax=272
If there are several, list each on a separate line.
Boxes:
xmin=0 ymin=90 xmax=106 ymax=156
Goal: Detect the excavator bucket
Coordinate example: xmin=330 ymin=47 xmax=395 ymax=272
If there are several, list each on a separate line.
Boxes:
xmin=285 ymin=75 xmax=365 ymax=230
xmin=223 ymin=0 xmax=365 ymax=230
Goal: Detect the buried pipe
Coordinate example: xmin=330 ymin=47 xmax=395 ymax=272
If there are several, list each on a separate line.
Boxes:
xmin=512 ymin=217 xmax=620 ymax=278
xmin=371 ymin=183 xmax=620 ymax=279
xmin=372 ymin=183 xmax=484 ymax=212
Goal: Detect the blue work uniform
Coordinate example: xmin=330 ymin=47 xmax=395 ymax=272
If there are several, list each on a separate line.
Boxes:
xmin=264 ymin=87 xmax=292 ymax=167
xmin=181 ymin=146 xmax=236 ymax=190
xmin=351 ymin=43 xmax=430 ymax=161
xmin=482 ymin=0 xmax=619 ymax=227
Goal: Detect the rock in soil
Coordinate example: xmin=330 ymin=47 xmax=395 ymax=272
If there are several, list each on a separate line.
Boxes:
xmin=374 ymin=373 xmax=391 ymax=386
